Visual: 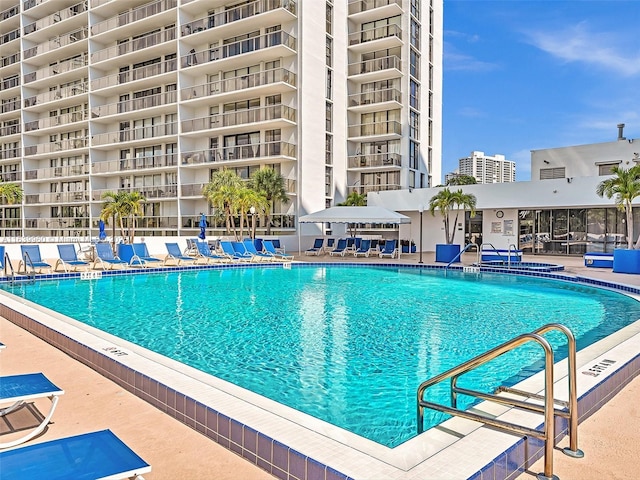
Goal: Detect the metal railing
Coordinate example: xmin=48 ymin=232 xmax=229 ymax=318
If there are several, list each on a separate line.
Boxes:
xmin=91 ymin=0 xmax=177 ymax=35
xmin=417 ymin=323 xmax=583 ymax=480
xmin=181 ymin=67 xmax=295 ymax=100
xmin=4 ymin=251 xmax=16 ymax=285
xmin=445 ymin=242 xmax=479 ymax=269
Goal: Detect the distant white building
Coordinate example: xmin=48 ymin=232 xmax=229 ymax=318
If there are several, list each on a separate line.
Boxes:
xmin=457 ymin=151 xmax=516 ymax=184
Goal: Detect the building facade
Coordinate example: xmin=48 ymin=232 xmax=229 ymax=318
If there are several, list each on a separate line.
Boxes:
xmin=0 ymin=0 xmax=442 ymax=240
xmin=456 ymin=151 xmax=515 ymax=184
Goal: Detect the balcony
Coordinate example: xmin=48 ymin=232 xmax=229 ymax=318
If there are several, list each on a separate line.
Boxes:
xmin=24 ymin=82 xmax=87 ymax=108
xmin=0 ymin=124 xmax=20 ymax=136
xmin=25 ymin=191 xmax=90 ymax=204
xmin=348 ymin=152 xmax=401 ymax=169
xmin=181 ymin=141 xmax=295 ymax=166
xmin=348 ymin=54 xmax=401 ymax=80
xmin=23 ymin=28 xmax=88 ymax=59
xmin=92 ymin=122 xmax=178 ymax=146
xmin=92 ymin=27 xmax=176 ymax=64
xmin=25 ymin=111 xmax=88 ymax=132
xmin=23 ymin=1 xmax=87 ymax=36
xmin=181 ymin=0 xmax=296 ymax=37
xmin=1 ymin=76 xmax=19 ymax=90
xmin=91 ymin=58 xmax=177 ymax=91
xmin=135 ymin=216 xmax=179 ymax=229
xmin=92 ymin=91 xmax=177 ymax=118
xmin=0 ymin=4 xmax=19 ymax=21
xmin=24 ymin=54 xmax=88 ymax=84
xmin=25 ymin=217 xmax=90 ymax=229
xmin=91 ymin=0 xmax=177 ymax=36
xmin=92 ymin=154 xmax=178 ymax=174
xmin=1 ymin=99 xmax=20 ymax=114
xmin=348 ymin=120 xmax=402 ymax=141
xmin=1 ymin=27 xmax=20 ymax=45
xmin=91 ymin=185 xmax=178 ymax=201
xmin=1 ymin=52 xmax=20 ymax=67
xmin=24 ymin=164 xmax=88 ymax=181
xmin=180 ymin=30 xmax=296 ymax=70
xmin=347 ymin=184 xmax=401 ymax=194
xmin=0 ymin=171 xmax=21 ymax=182
xmin=181 ymin=105 xmax=296 ymax=134
xmin=24 ymin=138 xmax=88 ymax=156
xmin=348 ymin=0 xmax=403 ymax=21
xmin=348 ymin=87 xmax=401 ymax=111
xmin=348 ymin=24 xmax=402 ymax=52
xmin=181 ymin=68 xmax=296 ymax=102
xmin=0 ymin=149 xmax=20 ymax=160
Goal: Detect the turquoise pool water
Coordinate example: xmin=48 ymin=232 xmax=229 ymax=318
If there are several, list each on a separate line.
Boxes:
xmin=3 ymin=265 xmax=640 ymax=448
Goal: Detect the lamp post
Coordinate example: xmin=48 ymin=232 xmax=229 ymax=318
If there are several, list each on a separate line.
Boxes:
xmin=249 ymin=206 xmax=256 ymax=239
xmin=418 ymin=204 xmax=424 ymax=264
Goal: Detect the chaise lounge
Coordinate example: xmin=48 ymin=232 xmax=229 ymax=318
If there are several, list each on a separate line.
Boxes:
xmin=54 ymin=244 xmax=89 ymax=273
xmin=18 ymin=245 xmax=52 ymax=274
xmin=93 ymin=243 xmax=128 ymax=270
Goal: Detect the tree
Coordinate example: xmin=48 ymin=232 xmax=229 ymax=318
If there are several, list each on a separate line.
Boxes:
xmin=0 ymin=181 xmax=23 ymax=205
xmin=235 ymin=187 xmax=267 ymax=240
xmin=338 ymin=191 xmax=367 ymax=206
xmin=596 ymin=164 xmax=640 ymax=249
xmin=249 ymin=168 xmax=289 ymax=235
xmin=446 ymin=174 xmax=477 ymax=186
xmin=203 ymin=169 xmax=243 ymax=236
xmin=428 ymin=188 xmax=477 ymax=244
xmin=100 ymin=191 xmax=128 ymax=248
xmin=122 ymin=191 xmax=146 ymax=244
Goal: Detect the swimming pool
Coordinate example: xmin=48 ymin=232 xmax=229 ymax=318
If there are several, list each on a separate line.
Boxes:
xmin=3 ymin=265 xmax=640 ymax=448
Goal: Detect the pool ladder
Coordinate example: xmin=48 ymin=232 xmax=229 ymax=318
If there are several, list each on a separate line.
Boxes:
xmin=475 ymin=242 xmax=519 ymax=269
xmin=417 ymin=323 xmax=584 ymax=480
xmin=4 ymin=251 xmax=16 ymax=285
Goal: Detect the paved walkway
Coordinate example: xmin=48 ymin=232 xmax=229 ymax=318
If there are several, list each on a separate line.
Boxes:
xmin=1 ymin=252 xmax=639 ymax=479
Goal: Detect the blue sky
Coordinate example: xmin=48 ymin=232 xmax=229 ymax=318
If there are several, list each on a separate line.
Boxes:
xmin=442 ymin=0 xmax=640 ymax=181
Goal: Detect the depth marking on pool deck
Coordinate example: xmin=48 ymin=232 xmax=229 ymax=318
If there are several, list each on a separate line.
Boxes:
xmin=103 ymin=346 xmax=129 ymax=357
xmin=581 ymin=358 xmax=616 ymax=377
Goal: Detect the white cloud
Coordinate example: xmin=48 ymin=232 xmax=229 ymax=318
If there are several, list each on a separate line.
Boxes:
xmin=524 ymin=22 xmax=640 ymax=76
xmin=444 ymin=42 xmax=499 ymax=72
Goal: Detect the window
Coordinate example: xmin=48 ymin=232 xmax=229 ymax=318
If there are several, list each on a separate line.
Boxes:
xmin=597 ymin=162 xmax=621 ymax=176
xmin=540 ymin=167 xmax=566 ymax=180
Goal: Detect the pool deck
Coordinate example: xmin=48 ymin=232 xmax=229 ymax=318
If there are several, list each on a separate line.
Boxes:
xmin=1 ymin=252 xmax=639 ymax=479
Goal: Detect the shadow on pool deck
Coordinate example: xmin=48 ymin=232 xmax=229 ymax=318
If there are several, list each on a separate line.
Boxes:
xmin=1 ymin=252 xmax=639 ymax=479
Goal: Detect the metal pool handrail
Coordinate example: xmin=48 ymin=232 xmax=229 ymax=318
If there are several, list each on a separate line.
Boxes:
xmin=445 ymin=242 xmax=479 ymax=269
xmin=417 ymin=323 xmax=583 ymax=480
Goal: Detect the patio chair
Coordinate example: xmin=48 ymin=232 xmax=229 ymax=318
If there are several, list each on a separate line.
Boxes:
xmin=164 ymin=242 xmax=197 ymax=266
xmin=54 ymin=244 xmax=89 ymax=272
xmin=93 ymin=243 xmax=128 ymax=270
xmin=324 ymin=238 xmax=336 ymax=254
xmin=18 ymin=245 xmax=52 ymax=274
xmin=130 ymin=243 xmax=163 ymax=268
xmin=305 ymin=238 xmax=324 ymax=256
xmin=0 ymin=429 xmax=151 ymax=479
xmin=263 ymin=240 xmax=294 ymax=261
xmin=271 ymin=238 xmax=286 ymax=254
xmin=329 ymin=238 xmax=348 ymax=257
xmin=195 ymin=241 xmax=228 ymax=263
xmin=378 ymin=239 xmax=397 ymax=259
xmin=0 ymin=372 xmax=64 ymax=449
xmin=220 ymin=241 xmax=251 ymax=262
xmin=242 ymin=239 xmax=275 ymax=262
xmin=353 ymin=239 xmax=372 ymax=258
xmin=184 ymin=238 xmax=199 ymax=255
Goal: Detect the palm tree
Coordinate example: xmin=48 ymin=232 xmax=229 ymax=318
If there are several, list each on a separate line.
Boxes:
xmin=338 ymin=191 xmax=367 ymax=206
xmin=0 ymin=181 xmax=23 ymax=205
xmin=235 ymin=187 xmax=268 ymax=240
xmin=596 ymin=164 xmax=640 ymax=249
xmin=122 ymin=191 xmax=146 ymax=244
xmin=249 ymin=168 xmax=289 ymax=235
xmin=100 ymin=191 xmax=128 ymax=249
xmin=428 ymin=188 xmax=477 ymax=244
xmin=203 ymin=169 xmax=243 ymax=236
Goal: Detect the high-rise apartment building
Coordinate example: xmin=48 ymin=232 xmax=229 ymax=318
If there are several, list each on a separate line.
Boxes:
xmin=457 ymin=151 xmax=515 ymax=184
xmin=0 ymin=0 xmax=442 ymax=240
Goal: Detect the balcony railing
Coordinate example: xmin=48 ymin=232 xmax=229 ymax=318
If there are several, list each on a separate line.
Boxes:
xmin=134 ymin=216 xmax=179 ymax=229
xmin=92 ymin=122 xmax=178 ymax=145
xmin=25 ymin=217 xmax=90 ymax=229
xmin=92 ymin=27 xmax=176 ymax=63
xmin=0 ymin=124 xmax=20 ymax=136
xmin=0 ymin=149 xmax=20 ymax=160
xmin=24 ymin=54 xmax=88 ymax=83
xmin=0 ymin=171 xmax=21 ymax=182
xmin=91 ymin=0 xmax=177 ymax=35
xmin=24 ymin=164 xmax=88 ymax=180
xmin=25 ymin=111 xmax=88 ymax=132
xmin=24 ymin=82 xmax=87 ymax=107
xmin=348 ymin=152 xmax=401 ymax=168
xmin=23 ymin=1 xmax=87 ymax=35
xmin=348 ymin=54 xmax=401 ymax=76
xmin=23 ymin=28 xmax=88 ymax=59
xmin=1 ymin=27 xmax=20 ymax=45
xmin=348 ymin=23 xmax=402 ymax=46
xmin=24 ymin=138 xmax=88 ymax=156
xmin=91 ymin=185 xmax=177 ymax=201
xmin=1 ymin=4 xmax=19 ymax=20
xmin=1 ymin=52 xmax=20 ymax=67
xmin=348 ymin=120 xmax=401 ymax=138
xmin=348 ymin=184 xmax=401 ymax=194
xmin=25 ymin=192 xmax=90 ymax=204
xmin=181 ymin=67 xmax=295 ymax=101
xmin=2 ymin=77 xmax=19 ymax=89
xmin=91 ymin=58 xmax=176 ymax=90
xmin=182 ymin=141 xmax=295 ymax=165
xmin=181 ymin=0 xmax=296 ymax=37
xmin=181 ymin=30 xmax=296 ymax=68
xmin=1 ymin=99 xmax=20 ymax=114
xmin=92 ymin=154 xmax=177 ymax=173
xmin=182 ymin=105 xmax=295 ymax=133
xmin=92 ymin=91 xmax=177 ymax=118
xmin=348 ymin=87 xmax=401 ymax=107
xmin=348 ymin=0 xmax=401 ymax=15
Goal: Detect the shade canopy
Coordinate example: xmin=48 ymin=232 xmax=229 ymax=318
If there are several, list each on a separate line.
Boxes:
xmin=299 ymin=206 xmax=410 ymax=224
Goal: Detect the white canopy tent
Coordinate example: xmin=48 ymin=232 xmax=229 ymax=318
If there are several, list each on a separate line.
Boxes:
xmin=298 ymin=206 xmax=411 ymax=224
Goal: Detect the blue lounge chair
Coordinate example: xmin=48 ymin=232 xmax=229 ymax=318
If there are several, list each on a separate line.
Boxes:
xmin=271 ymin=238 xmax=285 ymax=254
xmin=0 ymin=372 xmax=64 ymax=449
xmin=263 ymin=240 xmax=294 ymax=261
xmin=93 ymin=243 xmax=128 ymax=270
xmin=379 ymin=239 xmax=397 ymax=259
xmin=305 ymin=238 xmax=324 ymax=256
xmin=329 ymin=238 xmax=348 ymax=257
xmin=0 ymin=429 xmax=151 ymax=480
xmin=18 ymin=245 xmax=51 ymax=274
xmin=324 ymin=238 xmax=336 ymax=254
xmin=54 ymin=244 xmax=89 ymax=272
xmin=353 ymin=239 xmax=372 ymax=257
xmin=232 ymin=241 xmax=258 ymax=261
xmin=164 ymin=242 xmax=197 ymax=266
xmin=220 ymin=241 xmax=250 ymax=262
xmin=195 ymin=241 xmax=228 ymax=263
xmin=242 ymin=239 xmax=275 ymax=262
xmin=130 ymin=243 xmax=163 ymax=267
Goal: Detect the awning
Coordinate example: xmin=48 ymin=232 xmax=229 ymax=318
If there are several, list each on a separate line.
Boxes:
xmin=298 ymin=206 xmax=410 ymax=224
